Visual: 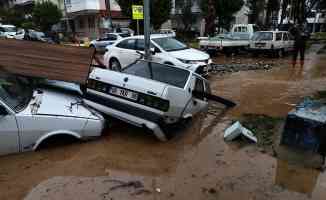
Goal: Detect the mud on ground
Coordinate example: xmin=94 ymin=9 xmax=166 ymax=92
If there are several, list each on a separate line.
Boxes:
xmin=1 ymin=44 xmax=326 ymax=200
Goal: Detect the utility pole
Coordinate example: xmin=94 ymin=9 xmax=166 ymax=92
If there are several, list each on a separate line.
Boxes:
xmin=105 ymin=0 xmax=113 ymax=31
xmin=144 ymin=0 xmax=150 ymax=59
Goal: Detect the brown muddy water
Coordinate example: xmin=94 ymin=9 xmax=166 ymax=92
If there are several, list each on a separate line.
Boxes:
xmin=1 ymin=44 xmax=326 ymax=200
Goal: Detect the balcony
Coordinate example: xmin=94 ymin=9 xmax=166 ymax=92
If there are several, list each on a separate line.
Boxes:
xmin=65 ymin=0 xmax=106 ymax=13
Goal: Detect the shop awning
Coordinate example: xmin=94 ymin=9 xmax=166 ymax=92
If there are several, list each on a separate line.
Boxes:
xmin=0 ymin=39 xmax=94 ymax=84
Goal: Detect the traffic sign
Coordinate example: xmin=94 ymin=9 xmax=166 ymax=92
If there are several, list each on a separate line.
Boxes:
xmin=132 ymin=5 xmax=144 ymax=20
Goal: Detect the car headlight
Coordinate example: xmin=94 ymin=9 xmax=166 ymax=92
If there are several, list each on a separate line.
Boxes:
xmin=178 ymin=59 xmax=198 ymax=64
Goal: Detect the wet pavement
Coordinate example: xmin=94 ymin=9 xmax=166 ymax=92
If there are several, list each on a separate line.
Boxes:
xmin=1 ymin=44 xmax=326 ymax=200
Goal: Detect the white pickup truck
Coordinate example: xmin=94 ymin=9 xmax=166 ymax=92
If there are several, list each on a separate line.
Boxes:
xmin=199 ymin=24 xmax=259 ymax=55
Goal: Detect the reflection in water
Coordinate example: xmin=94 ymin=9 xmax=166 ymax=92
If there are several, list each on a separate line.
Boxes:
xmin=275 ymin=159 xmax=320 ymax=196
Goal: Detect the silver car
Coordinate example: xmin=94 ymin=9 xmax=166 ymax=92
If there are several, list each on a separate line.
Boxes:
xmin=0 ymin=73 xmax=105 ymax=156
xmin=90 ymin=32 xmax=130 ymax=52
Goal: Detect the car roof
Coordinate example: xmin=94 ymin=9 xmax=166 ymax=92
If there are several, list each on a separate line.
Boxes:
xmin=0 ymin=25 xmax=16 ymax=28
xmin=256 ymin=31 xmax=289 ymax=33
xmin=122 ymin=34 xmax=171 ymax=40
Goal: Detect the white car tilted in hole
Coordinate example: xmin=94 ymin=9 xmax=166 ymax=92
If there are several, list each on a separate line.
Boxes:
xmin=84 ymin=60 xmax=212 ymax=141
xmin=103 ymin=35 xmax=212 ymax=76
xmin=0 ymin=73 xmax=105 ymax=156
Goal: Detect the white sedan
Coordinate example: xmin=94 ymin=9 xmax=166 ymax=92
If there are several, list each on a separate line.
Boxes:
xmin=0 ymin=73 xmax=105 ymax=156
xmin=104 ymin=35 xmax=212 ymax=76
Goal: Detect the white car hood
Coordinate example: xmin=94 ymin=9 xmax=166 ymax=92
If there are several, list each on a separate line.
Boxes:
xmin=168 ymin=48 xmax=210 ymax=61
xmin=21 ymin=89 xmax=100 ymax=120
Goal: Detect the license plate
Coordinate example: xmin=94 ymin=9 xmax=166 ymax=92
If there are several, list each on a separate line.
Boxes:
xmin=109 ymin=87 xmax=138 ymax=101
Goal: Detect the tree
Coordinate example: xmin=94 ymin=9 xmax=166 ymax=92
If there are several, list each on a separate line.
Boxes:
xmin=32 ymin=1 xmax=62 ymax=32
xmin=175 ymin=0 xmax=197 ymax=32
xmin=0 ymin=8 xmax=26 ymax=27
xmin=246 ymin=0 xmax=265 ymax=25
xmin=200 ymin=0 xmax=244 ymax=31
xmin=116 ymin=0 xmax=172 ymax=30
xmin=265 ymin=0 xmax=280 ymax=26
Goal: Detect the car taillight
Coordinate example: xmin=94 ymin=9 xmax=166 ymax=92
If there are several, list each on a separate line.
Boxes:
xmin=137 ymin=94 xmax=169 ymax=112
xmin=87 ymin=79 xmax=170 ymax=112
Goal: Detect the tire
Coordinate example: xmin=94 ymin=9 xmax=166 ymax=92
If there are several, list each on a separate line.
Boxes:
xmin=109 ymin=58 xmax=122 ymax=71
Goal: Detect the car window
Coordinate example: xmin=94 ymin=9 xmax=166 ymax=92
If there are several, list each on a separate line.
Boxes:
xmin=276 ymin=33 xmax=282 ymax=41
xmin=193 ymin=77 xmax=205 ymax=100
xmin=116 ymin=39 xmax=136 ymax=50
xmin=119 ymin=33 xmax=130 ymax=37
xmin=241 ymin=27 xmax=248 ymax=32
xmin=120 ymin=61 xmax=151 ymax=78
xmin=0 ymin=74 xmax=33 ymax=112
xmin=283 ymin=33 xmax=289 ymax=41
xmin=106 ymin=34 xmax=117 ymax=40
xmin=135 ymin=39 xmax=155 ymax=51
xmin=253 ymin=25 xmax=260 ymax=32
xmin=123 ymin=61 xmax=190 ymax=88
xmin=152 ymin=37 xmax=188 ymax=52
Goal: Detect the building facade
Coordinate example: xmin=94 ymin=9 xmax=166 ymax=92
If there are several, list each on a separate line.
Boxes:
xmin=11 ymin=0 xmax=129 ymax=39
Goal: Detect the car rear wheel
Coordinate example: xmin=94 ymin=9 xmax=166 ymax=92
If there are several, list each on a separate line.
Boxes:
xmin=110 ymin=59 xmax=122 ymax=71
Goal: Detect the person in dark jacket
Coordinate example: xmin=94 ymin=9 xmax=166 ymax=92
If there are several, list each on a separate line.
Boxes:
xmin=289 ymin=24 xmax=307 ymax=67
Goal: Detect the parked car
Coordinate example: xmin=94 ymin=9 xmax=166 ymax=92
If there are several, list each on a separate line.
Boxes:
xmin=156 ymin=29 xmax=176 ymax=37
xmin=0 ymin=24 xmax=17 ymax=39
xmin=84 ymin=60 xmax=211 ymax=141
xmin=13 ymin=28 xmax=25 ymax=40
xmin=90 ymin=32 xmax=131 ymax=52
xmin=29 ymin=30 xmax=53 ymax=43
xmin=0 ymin=73 xmax=105 ymax=156
xmin=199 ymin=24 xmax=260 ymax=55
xmin=249 ymin=31 xmax=294 ymax=57
xmin=104 ymin=35 xmax=212 ymax=76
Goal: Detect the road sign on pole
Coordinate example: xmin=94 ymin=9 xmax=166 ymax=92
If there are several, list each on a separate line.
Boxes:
xmin=132 ymin=5 xmax=143 ymax=36
xmin=132 ymin=5 xmax=144 ymax=20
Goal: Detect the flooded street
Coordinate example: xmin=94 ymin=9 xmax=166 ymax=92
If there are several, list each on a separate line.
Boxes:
xmin=2 ymin=44 xmax=326 ymax=200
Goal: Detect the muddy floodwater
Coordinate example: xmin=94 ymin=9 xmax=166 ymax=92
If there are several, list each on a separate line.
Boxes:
xmin=1 ymin=44 xmax=326 ymax=200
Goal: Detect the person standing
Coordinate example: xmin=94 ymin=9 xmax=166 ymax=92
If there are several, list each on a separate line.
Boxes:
xmin=290 ymin=24 xmax=307 ymax=67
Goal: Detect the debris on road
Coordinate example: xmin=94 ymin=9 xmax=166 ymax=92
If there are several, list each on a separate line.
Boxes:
xmin=224 ymin=121 xmax=258 ymax=143
xmin=211 ymin=62 xmax=273 ymax=74
xmin=109 ymin=180 xmax=144 ymax=191
xmin=281 ymin=98 xmax=326 ymax=155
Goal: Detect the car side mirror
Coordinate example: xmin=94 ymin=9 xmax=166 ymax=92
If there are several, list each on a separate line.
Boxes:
xmin=0 ymin=105 xmax=8 ymax=116
xmin=150 ymin=47 xmax=156 ymax=55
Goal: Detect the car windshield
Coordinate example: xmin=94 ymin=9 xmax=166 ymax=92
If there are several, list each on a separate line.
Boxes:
xmin=2 ymin=27 xmax=16 ymax=32
xmin=123 ymin=61 xmax=190 ymax=88
xmin=252 ymin=32 xmax=273 ymax=41
xmin=152 ymin=37 xmax=188 ymax=52
xmin=0 ymin=74 xmax=33 ymax=112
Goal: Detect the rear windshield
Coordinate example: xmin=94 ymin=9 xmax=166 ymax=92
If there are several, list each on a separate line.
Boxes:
xmin=123 ymin=61 xmax=190 ymax=88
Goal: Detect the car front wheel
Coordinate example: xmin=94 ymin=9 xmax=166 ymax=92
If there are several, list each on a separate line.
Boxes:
xmin=110 ymin=59 xmax=122 ymax=71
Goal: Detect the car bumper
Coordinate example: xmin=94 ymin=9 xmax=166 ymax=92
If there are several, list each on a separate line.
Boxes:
xmin=83 ymin=91 xmax=186 ymax=141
